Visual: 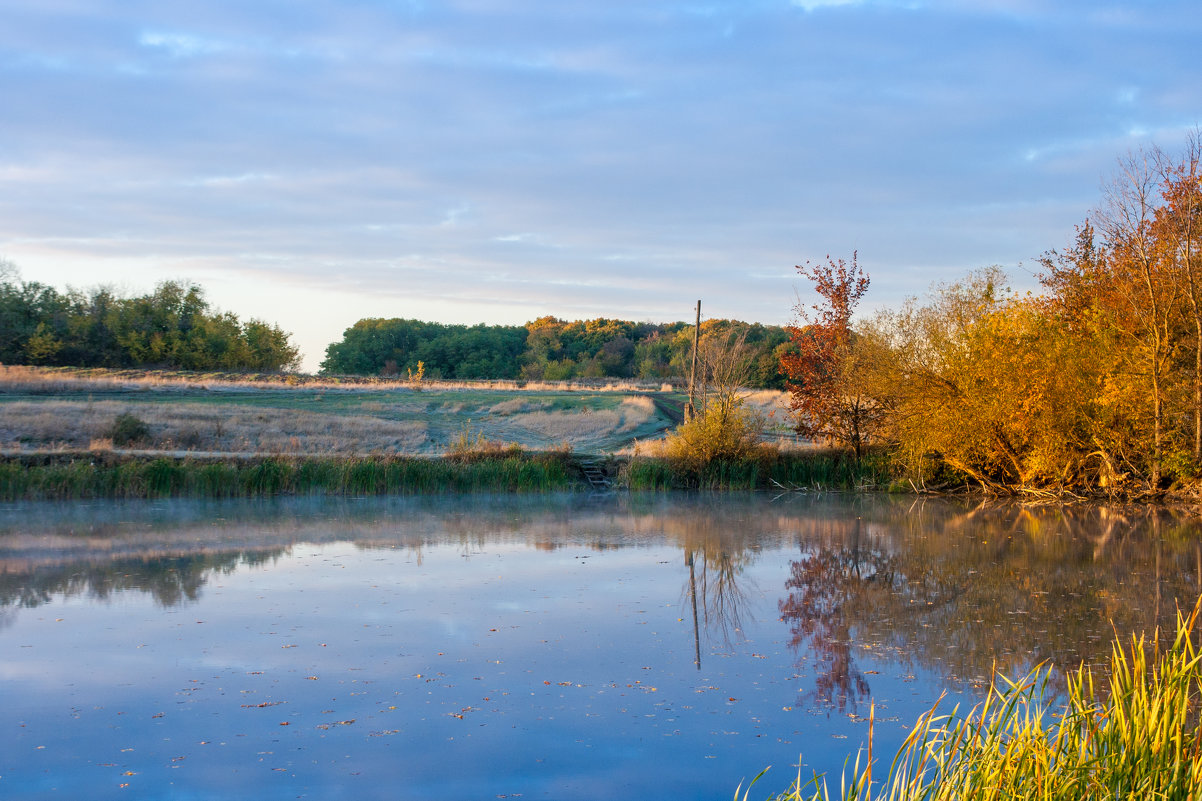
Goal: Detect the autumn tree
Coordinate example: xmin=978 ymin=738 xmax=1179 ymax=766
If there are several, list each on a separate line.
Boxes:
xmin=1098 ymin=151 xmax=1183 ymax=486
xmin=882 ymin=270 xmax=1108 ymax=490
xmin=1040 ymin=146 xmax=1200 ymax=488
xmin=1153 ymin=134 xmax=1202 ymax=459
xmin=780 ymin=252 xmax=875 ymax=456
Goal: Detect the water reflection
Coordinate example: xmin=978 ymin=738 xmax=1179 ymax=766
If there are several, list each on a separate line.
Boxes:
xmin=2 ymin=493 xmax=1202 ymax=801
xmin=781 ymin=516 xmax=888 ymax=711
xmin=682 ymin=528 xmax=758 ymax=668
xmin=779 ymin=498 xmax=1202 ymax=709
xmin=3 ymin=495 xmax=1200 ymax=689
xmin=0 ymin=551 xmax=282 ymax=613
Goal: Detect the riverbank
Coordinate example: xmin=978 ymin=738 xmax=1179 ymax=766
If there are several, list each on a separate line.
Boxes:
xmin=0 ymin=449 xmax=888 ymax=499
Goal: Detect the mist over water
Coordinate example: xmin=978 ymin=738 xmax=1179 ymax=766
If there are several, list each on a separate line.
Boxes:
xmin=1 ymin=493 xmax=1199 ymax=800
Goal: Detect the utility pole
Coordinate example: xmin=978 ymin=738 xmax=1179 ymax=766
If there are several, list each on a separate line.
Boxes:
xmin=686 ymin=300 xmax=700 ymax=421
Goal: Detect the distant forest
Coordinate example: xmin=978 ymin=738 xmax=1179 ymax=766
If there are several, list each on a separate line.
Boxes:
xmin=321 ymin=315 xmax=791 ymax=388
xmin=0 ymin=272 xmax=299 ymax=371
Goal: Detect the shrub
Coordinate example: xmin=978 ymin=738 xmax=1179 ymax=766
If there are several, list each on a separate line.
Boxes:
xmin=107 ymin=413 xmax=151 ymax=447
xmin=446 ymin=421 xmax=523 ymax=463
xmin=661 ymin=392 xmax=772 ymax=474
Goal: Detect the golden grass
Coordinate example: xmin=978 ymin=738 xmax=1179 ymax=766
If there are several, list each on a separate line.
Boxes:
xmin=750 ymin=599 xmax=1202 ymax=801
xmin=0 ymin=386 xmax=674 ymax=456
xmin=0 ymin=399 xmax=429 ymax=455
xmin=0 ymin=365 xmax=677 ymax=394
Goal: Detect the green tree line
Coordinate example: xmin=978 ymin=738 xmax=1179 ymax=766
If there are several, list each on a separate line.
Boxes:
xmin=0 ymin=267 xmax=299 ymax=371
xmin=321 ymin=315 xmax=791 ymax=387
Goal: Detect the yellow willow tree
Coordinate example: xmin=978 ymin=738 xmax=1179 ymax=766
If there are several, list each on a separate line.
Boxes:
xmin=879 ymin=269 xmax=1103 ymax=491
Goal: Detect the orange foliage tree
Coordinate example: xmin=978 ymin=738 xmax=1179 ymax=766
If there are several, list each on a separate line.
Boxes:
xmin=780 ymin=252 xmax=875 ymax=457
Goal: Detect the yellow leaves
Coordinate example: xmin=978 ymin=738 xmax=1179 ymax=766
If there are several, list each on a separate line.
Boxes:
xmin=888 ymin=287 xmax=1114 ymax=488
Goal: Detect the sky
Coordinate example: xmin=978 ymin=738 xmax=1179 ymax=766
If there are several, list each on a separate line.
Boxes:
xmin=2 ymin=1 xmax=1200 ymax=371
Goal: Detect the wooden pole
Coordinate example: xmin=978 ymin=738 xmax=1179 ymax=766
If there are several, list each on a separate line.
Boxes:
xmin=687 ymin=300 xmax=700 ymax=421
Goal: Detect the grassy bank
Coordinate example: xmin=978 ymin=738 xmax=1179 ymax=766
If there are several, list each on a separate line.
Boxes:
xmin=0 ymin=452 xmax=578 ymax=499
xmin=748 ymin=600 xmax=1202 ymax=801
xmin=625 ymin=449 xmax=892 ymax=491
xmin=0 ymin=448 xmax=893 ymax=499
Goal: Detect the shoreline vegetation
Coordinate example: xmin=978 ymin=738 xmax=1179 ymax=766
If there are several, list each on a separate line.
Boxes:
xmin=3 ymin=363 xmax=1202 ymax=501
xmin=0 ymin=448 xmax=887 ymax=501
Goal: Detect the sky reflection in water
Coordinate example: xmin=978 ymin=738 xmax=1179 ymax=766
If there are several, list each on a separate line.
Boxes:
xmin=1 ymin=493 xmax=1200 ymax=800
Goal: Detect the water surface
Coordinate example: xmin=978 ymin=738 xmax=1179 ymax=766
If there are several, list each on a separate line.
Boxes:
xmin=1 ymin=493 xmax=1199 ymax=800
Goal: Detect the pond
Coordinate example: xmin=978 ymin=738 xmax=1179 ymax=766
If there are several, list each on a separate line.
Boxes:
xmin=1 ymin=492 xmax=1200 ymax=800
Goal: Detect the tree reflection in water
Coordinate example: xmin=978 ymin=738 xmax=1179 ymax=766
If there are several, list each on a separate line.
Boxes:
xmin=778 ymin=498 xmax=1202 ymax=710
xmin=4 ymin=493 xmax=1202 ymax=704
xmin=683 ymin=538 xmax=757 ymax=668
xmin=780 ymin=517 xmax=898 ymax=711
xmin=0 ymin=550 xmax=287 ymax=614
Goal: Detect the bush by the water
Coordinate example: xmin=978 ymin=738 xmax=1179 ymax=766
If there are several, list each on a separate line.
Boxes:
xmin=628 ymin=387 xmax=888 ymax=490
xmin=748 ymin=598 xmax=1202 ymax=801
xmin=661 ymin=393 xmax=770 ymax=474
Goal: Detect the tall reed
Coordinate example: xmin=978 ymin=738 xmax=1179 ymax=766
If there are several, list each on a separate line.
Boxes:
xmin=0 ymin=452 xmax=576 ymax=499
xmin=746 ymin=599 xmax=1202 ymax=801
xmin=626 ymin=450 xmax=890 ymax=491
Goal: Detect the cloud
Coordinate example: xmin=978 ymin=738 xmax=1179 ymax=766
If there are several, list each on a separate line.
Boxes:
xmin=138 ymin=30 xmax=231 ymax=58
xmin=790 ymin=0 xmax=863 ymax=10
xmin=1 ymin=0 xmax=1200 ymax=369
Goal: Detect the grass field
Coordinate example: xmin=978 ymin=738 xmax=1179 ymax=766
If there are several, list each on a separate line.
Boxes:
xmin=0 ymin=366 xmax=794 ymax=456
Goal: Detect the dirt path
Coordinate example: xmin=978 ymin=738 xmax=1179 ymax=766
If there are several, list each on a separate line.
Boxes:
xmin=646 ymin=393 xmax=686 ymax=426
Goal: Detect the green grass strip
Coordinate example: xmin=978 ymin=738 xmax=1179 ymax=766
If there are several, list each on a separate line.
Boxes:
xmin=0 ymin=452 xmax=577 ymax=499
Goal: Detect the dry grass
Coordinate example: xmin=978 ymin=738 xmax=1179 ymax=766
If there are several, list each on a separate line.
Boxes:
xmin=488 ymin=398 xmax=554 ymax=415
xmin=0 ymin=399 xmax=429 ymax=455
xmin=0 ymin=367 xmax=701 ymax=456
xmin=0 ymin=365 xmax=676 ymax=394
xmin=0 ymin=390 xmax=674 ymax=457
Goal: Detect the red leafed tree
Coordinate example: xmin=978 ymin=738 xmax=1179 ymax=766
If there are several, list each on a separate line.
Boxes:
xmin=781 ymin=252 xmax=873 ymax=456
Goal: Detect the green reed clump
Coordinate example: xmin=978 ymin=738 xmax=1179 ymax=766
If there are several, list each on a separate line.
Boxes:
xmin=624 ymin=457 xmax=677 ymax=490
xmin=746 ymin=599 xmax=1202 ymax=801
xmin=626 ymin=450 xmax=889 ymax=491
xmin=774 ymin=450 xmax=891 ymax=490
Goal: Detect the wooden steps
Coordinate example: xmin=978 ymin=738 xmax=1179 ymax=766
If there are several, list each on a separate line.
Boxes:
xmin=578 ymin=458 xmax=612 ymax=491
